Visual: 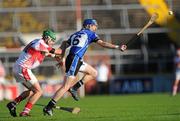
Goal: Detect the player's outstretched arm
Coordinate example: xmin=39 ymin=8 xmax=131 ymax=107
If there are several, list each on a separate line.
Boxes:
xmin=45 ymin=40 xmax=70 ymax=59
xmin=42 ymin=48 xmax=62 ymax=58
xmin=55 ymin=40 xmax=70 ymax=68
xmin=55 ymin=40 xmax=70 ymax=62
xmin=59 ymin=40 xmax=70 ymax=58
xmin=96 ymin=39 xmax=127 ymax=51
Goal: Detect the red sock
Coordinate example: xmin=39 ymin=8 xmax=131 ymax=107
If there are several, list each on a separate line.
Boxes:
xmin=14 ymin=96 xmax=23 ymax=104
xmin=25 ymin=102 xmax=33 ymax=110
xmin=22 ymin=102 xmax=33 ymax=114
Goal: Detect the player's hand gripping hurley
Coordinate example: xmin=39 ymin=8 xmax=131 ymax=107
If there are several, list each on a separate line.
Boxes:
xmin=126 ymin=13 xmax=159 ymax=45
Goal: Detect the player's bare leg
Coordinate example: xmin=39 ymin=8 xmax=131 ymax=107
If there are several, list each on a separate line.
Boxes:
xmin=43 ymin=76 xmax=75 ymax=116
xmin=69 ymin=64 xmax=97 ymax=101
xmin=172 ymin=80 xmax=179 ymax=96
xmin=19 ymin=82 xmax=43 ymax=117
xmin=69 ymin=75 xmax=85 ymax=101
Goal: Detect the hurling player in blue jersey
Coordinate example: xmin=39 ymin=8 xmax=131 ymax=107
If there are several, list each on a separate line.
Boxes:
xmin=43 ymin=19 xmax=127 ymax=116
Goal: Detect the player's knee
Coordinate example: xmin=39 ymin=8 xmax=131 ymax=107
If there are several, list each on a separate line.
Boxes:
xmin=38 ymin=90 xmax=43 ymax=96
xmin=33 ymin=89 xmax=43 ymax=96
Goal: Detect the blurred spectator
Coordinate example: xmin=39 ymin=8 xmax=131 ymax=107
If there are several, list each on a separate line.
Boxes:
xmin=0 ymin=60 xmax=6 ymax=101
xmin=172 ymin=48 xmax=180 ymax=96
xmin=96 ymin=61 xmax=111 ymax=94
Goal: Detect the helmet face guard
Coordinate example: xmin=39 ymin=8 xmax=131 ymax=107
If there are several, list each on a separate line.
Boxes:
xmin=83 ymin=19 xmax=98 ymax=27
xmin=43 ymin=29 xmax=56 ymax=42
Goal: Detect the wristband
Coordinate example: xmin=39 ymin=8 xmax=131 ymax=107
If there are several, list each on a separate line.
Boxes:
xmin=115 ymin=45 xmax=119 ymax=49
xmin=45 ymin=53 xmax=55 ymax=57
xmin=49 ymin=48 xmax=55 ymax=54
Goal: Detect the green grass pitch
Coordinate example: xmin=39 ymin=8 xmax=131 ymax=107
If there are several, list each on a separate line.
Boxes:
xmin=0 ymin=93 xmax=180 ymax=121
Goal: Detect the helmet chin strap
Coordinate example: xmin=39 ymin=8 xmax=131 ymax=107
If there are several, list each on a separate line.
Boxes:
xmin=46 ymin=39 xmax=51 ymax=45
xmin=43 ymin=36 xmax=51 ymax=44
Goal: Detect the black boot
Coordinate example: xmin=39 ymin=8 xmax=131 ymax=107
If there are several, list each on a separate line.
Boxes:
xmin=43 ymin=106 xmax=53 ymax=116
xmin=43 ymin=99 xmax=56 ymax=116
xmin=69 ymin=87 xmax=79 ymax=101
xmin=6 ymin=102 xmax=17 ymax=117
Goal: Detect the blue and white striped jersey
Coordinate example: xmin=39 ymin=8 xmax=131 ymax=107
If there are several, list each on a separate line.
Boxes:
xmin=67 ymin=28 xmax=100 ymax=58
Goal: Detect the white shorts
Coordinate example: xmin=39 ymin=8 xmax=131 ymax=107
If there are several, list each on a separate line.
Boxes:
xmin=79 ymin=61 xmax=88 ymax=72
xmin=13 ymin=64 xmax=38 ymax=87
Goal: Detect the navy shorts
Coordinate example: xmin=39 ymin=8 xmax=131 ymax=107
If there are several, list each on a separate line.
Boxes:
xmin=65 ymin=54 xmax=82 ymax=76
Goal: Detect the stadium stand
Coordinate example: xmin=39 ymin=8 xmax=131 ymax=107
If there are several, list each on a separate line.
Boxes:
xmin=0 ymin=0 xmax=178 ymax=72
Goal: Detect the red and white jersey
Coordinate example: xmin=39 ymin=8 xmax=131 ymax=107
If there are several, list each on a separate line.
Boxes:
xmin=15 ymin=38 xmax=52 ymax=69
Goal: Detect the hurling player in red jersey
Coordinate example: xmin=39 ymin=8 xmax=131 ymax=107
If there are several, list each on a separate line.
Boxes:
xmin=6 ymin=29 xmax=62 ymax=117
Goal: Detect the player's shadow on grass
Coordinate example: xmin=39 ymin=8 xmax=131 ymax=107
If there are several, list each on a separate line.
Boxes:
xmin=148 ymin=113 xmax=180 ymax=117
xmin=162 ymin=113 xmax=180 ymax=116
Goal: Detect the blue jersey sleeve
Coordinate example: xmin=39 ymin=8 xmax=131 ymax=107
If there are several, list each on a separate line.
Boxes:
xmin=91 ymin=33 xmax=100 ymax=42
